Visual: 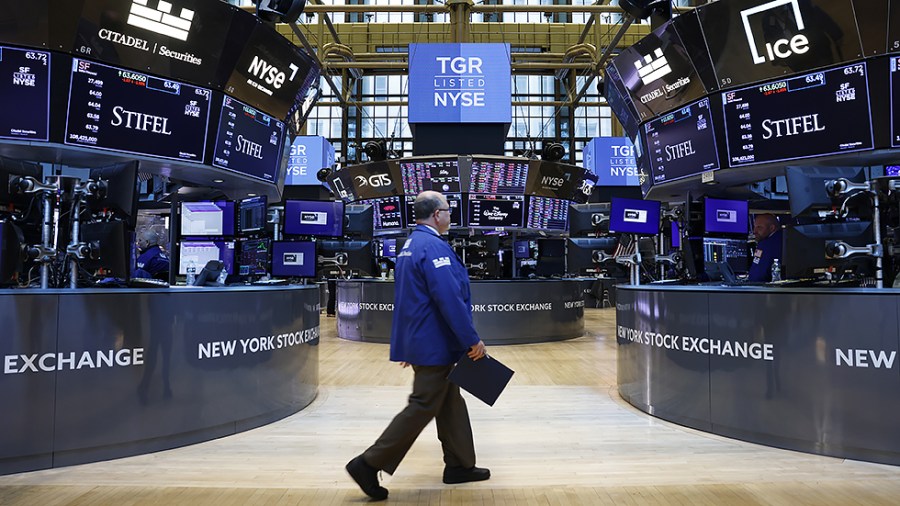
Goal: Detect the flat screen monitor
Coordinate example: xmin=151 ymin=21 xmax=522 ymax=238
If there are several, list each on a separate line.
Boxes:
xmin=468 ymin=158 xmax=529 ymax=194
xmin=66 ymin=58 xmax=211 ymax=161
xmin=283 ymin=200 xmax=343 ymax=237
xmin=237 ymin=195 xmax=268 ymax=234
xmin=466 ymin=194 xmax=525 ymax=228
xmin=704 ymin=198 xmax=749 ymax=235
xmin=702 ymin=237 xmax=750 ymax=274
xmin=212 ymin=96 xmax=286 ymax=183
xmin=369 ymin=196 xmax=405 ymax=230
xmin=89 ymin=161 xmax=139 ymax=228
xmin=887 ymin=165 xmax=900 ymax=177
xmin=785 ymin=166 xmax=865 ymax=217
xmin=514 ymin=240 xmax=531 ymax=259
xmin=671 ymin=221 xmax=681 ymax=248
xmin=645 ymin=97 xmax=720 ymax=184
xmin=603 ymin=62 xmax=641 ymax=139
xmin=179 ymin=240 xmax=235 ymax=275
xmin=180 ymin=201 xmax=235 ymax=237
xmin=271 ymin=241 xmax=316 ymax=278
xmin=722 ymin=62 xmax=873 ymax=168
xmin=525 ymin=196 xmax=568 ymax=231
xmin=892 ymin=56 xmax=900 ymax=147
xmin=403 ymin=194 xmax=463 ymax=228
xmin=568 ymin=203 xmax=609 ymax=236
xmin=344 ymin=204 xmax=374 ymax=239
xmin=237 ymin=238 xmax=270 ymax=277
xmin=784 ymin=222 xmax=873 ymax=279
xmin=317 ymin=240 xmax=374 ymax=277
xmin=0 ymin=45 xmax=50 ymax=141
xmin=382 ymin=238 xmax=397 ymax=258
xmin=400 ymin=158 xmax=462 ymax=194
xmin=609 ymin=198 xmax=661 ymax=235
xmin=566 ymin=237 xmax=618 ymax=275
xmin=81 ymin=221 xmax=130 ymax=279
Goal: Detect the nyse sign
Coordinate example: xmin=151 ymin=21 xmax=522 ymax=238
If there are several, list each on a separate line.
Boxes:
xmin=409 ymin=43 xmax=511 ymax=123
xmin=584 ymin=137 xmax=640 ymax=186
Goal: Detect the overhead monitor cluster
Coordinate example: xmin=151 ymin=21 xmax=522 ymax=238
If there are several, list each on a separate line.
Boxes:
xmin=0 ymin=0 xmax=320 ymax=185
xmin=328 ymin=155 xmax=598 ymax=233
xmin=604 ymin=0 xmax=900 ymax=194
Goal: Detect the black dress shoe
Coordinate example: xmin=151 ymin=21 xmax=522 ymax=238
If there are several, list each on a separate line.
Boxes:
xmin=443 ymin=465 xmax=491 ymax=484
xmin=346 ymin=455 xmax=388 ymax=501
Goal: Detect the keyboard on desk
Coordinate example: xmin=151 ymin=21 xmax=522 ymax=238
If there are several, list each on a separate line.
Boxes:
xmin=128 ymin=278 xmax=169 ymax=288
xmin=765 ymin=278 xmax=817 ymax=288
xmin=252 ymin=279 xmax=288 ymax=286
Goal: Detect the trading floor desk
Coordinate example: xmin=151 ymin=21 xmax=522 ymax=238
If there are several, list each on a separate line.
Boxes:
xmin=336 ymin=279 xmax=585 ymax=345
xmin=617 ymin=284 xmax=900 ymax=466
xmin=0 ymin=285 xmax=320 ymax=476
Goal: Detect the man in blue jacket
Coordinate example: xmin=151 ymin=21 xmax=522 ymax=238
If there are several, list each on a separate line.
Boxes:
xmin=346 ymin=191 xmax=489 ymax=501
xmin=133 ymin=229 xmax=170 ymax=280
xmin=748 ymin=214 xmax=783 ymax=282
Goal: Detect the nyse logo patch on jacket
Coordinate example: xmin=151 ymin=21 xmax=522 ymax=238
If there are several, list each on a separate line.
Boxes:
xmin=432 ymin=257 xmax=451 ymax=269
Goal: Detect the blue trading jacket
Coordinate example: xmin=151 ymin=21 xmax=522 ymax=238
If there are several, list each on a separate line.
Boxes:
xmin=748 ymin=229 xmax=783 ymax=282
xmin=390 ymin=225 xmax=480 ymax=366
xmin=133 ymin=245 xmax=170 ymax=279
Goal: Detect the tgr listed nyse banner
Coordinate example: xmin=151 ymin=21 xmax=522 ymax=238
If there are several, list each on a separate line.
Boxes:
xmin=584 ymin=137 xmax=641 ymax=186
xmin=286 ymin=136 xmax=335 ymax=185
xmin=408 ymin=43 xmax=512 ymax=124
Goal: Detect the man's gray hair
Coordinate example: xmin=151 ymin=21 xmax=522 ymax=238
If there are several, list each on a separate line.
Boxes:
xmin=414 ymin=192 xmax=443 ymax=221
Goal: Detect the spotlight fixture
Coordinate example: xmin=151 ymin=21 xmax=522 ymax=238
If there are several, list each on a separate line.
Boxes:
xmin=364 ymin=140 xmax=389 ymax=162
xmin=541 ymin=142 xmax=566 ymax=162
xmin=618 ymin=0 xmax=669 ymax=20
xmin=316 ymin=168 xmax=332 ymax=183
xmin=253 ymin=0 xmax=307 ymax=24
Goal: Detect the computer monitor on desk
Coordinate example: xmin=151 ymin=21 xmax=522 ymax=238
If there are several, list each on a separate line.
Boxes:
xmin=566 ymin=237 xmax=618 ymax=276
xmin=783 ymin=221 xmax=874 ymax=279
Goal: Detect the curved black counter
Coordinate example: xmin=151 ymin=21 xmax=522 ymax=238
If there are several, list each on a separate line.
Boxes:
xmin=0 ymin=285 xmax=320 ymax=476
xmin=616 ymin=284 xmax=900 ymax=466
xmin=336 ymin=279 xmax=585 ymax=345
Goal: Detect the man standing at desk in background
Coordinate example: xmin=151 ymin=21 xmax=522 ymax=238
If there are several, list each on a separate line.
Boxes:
xmin=748 ymin=214 xmax=783 ymax=282
xmin=346 ymin=190 xmax=489 ymax=501
xmin=133 ymin=229 xmax=170 ymax=280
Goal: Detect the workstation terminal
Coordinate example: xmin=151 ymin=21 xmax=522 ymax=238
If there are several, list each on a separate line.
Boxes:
xmin=603 ymin=0 xmax=900 ymax=466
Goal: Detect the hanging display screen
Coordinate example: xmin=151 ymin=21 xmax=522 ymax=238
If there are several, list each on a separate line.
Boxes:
xmin=65 ymin=58 xmax=211 ymax=161
xmin=644 ymin=97 xmax=721 ymax=184
xmin=0 ymin=45 xmax=50 ymax=141
xmin=722 ymin=62 xmax=872 ymax=167
xmin=212 ymin=95 xmax=285 ymax=183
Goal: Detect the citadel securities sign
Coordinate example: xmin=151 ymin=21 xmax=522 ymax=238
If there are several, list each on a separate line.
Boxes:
xmin=408 ymin=43 xmax=512 ymax=124
xmin=583 ymin=137 xmax=641 ymax=186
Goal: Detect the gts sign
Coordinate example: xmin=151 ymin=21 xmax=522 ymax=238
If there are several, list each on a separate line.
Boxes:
xmin=354 ymin=174 xmax=392 ymax=188
xmin=248 ymin=56 xmax=300 ymax=89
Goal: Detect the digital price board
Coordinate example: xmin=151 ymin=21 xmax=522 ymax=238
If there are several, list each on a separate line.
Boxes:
xmin=467 ymin=194 xmax=524 ymax=228
xmin=525 ymin=196 xmax=568 ymax=230
xmin=65 ymin=58 xmax=211 ymax=161
xmin=891 ymin=57 xmax=900 ymax=147
xmin=403 ymin=193 xmax=463 ymax=228
xmin=722 ymin=62 xmax=872 ymax=167
xmin=0 ymin=46 xmax=50 ymax=141
xmin=469 ymin=158 xmax=528 ymax=194
xmin=212 ymin=95 xmax=285 ymax=183
xmin=644 ymin=97 xmax=720 ymax=184
xmin=369 ymin=196 xmax=404 ymax=230
xmin=400 ymin=158 xmax=461 ymax=194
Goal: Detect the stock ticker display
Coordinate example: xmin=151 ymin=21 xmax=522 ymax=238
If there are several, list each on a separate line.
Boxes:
xmin=403 ymin=193 xmax=463 ymax=228
xmin=0 ymin=45 xmax=50 ymax=141
xmin=467 ymin=194 xmax=525 ymax=228
xmin=525 ymin=196 xmax=568 ymax=230
xmin=370 ymin=196 xmax=404 ymax=230
xmin=644 ymin=97 xmax=720 ymax=183
xmin=65 ymin=58 xmax=211 ymax=161
xmin=722 ymin=62 xmax=873 ymax=167
xmin=400 ymin=159 xmax=461 ymax=194
xmin=212 ymin=95 xmax=285 ymax=183
xmin=468 ymin=159 xmax=528 ymax=194
xmin=891 ymin=56 xmax=900 ymax=147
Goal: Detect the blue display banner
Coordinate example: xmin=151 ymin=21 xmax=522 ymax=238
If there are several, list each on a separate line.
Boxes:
xmin=285 ymin=135 xmax=335 ymax=185
xmin=585 ymin=137 xmax=640 ymax=186
xmin=408 ymin=43 xmax=512 ymax=124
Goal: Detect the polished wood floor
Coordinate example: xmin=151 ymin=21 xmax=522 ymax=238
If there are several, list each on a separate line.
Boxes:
xmin=2 ymin=309 xmax=900 ymax=505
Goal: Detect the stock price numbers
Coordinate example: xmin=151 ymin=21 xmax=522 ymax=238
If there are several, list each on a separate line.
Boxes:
xmin=0 ymin=45 xmax=51 ymax=141
xmin=65 ymin=59 xmax=212 ymax=161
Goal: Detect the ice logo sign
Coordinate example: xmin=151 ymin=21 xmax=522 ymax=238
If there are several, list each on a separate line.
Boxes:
xmin=127 ymin=0 xmax=194 ymax=42
xmin=741 ymin=0 xmax=809 ymax=65
xmin=623 ymin=209 xmax=648 ymax=223
xmin=717 ymin=210 xmax=737 ymax=223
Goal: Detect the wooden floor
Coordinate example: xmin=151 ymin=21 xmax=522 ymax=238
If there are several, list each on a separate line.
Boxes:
xmin=2 ymin=309 xmax=900 ymax=505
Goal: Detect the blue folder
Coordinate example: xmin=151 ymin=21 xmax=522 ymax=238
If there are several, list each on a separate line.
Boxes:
xmin=448 ymin=354 xmax=514 ymax=406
